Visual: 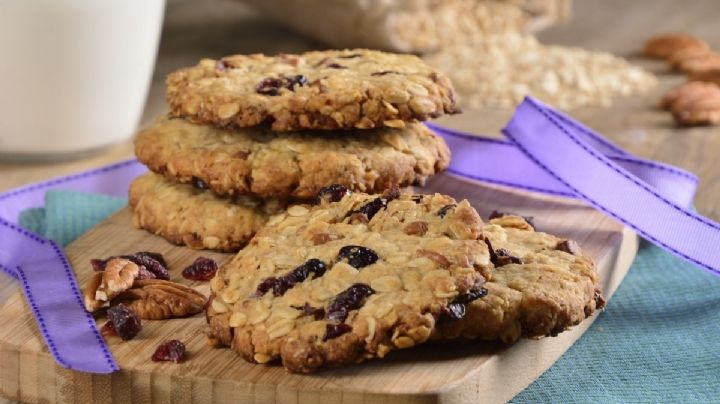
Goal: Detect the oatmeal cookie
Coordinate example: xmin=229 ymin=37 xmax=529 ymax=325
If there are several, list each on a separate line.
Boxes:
xmin=166 ymin=49 xmax=459 ymax=131
xmin=206 ymin=188 xmax=491 ymax=373
xmin=435 ymin=213 xmax=604 ymax=344
xmin=129 ymin=173 xmax=283 ymax=252
xmin=135 ymin=117 xmax=450 ymax=199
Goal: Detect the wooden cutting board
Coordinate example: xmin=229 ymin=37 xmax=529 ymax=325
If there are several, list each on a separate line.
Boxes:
xmin=0 ymin=174 xmax=637 ymax=404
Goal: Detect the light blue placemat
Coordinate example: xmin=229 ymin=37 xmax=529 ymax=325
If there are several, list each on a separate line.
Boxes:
xmin=19 ymin=191 xmax=720 ymax=402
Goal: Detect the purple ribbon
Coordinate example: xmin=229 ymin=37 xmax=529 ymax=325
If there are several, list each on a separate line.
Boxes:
xmin=0 ymin=159 xmax=146 ymax=373
xmin=429 ymin=97 xmax=719 ymax=276
xmin=0 ymin=96 xmax=718 ymax=374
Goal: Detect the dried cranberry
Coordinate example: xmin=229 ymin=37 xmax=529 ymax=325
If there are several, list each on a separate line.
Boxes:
xmin=136 ymin=267 xmax=157 ymax=280
xmin=152 ymin=340 xmax=186 ymax=363
xmin=107 ymin=304 xmax=142 ymax=341
xmin=255 ymin=75 xmax=308 ymax=96
xmin=351 ymin=198 xmax=386 ymax=221
xmin=315 ymin=184 xmax=351 ymax=204
xmin=215 ymin=60 xmax=227 ymax=71
xmin=100 ymin=321 xmax=117 ymax=337
xmin=256 ymin=77 xmax=284 ymax=96
xmin=437 ymin=204 xmax=456 ymax=218
xmin=337 ymin=246 xmax=378 ymax=269
xmin=488 ymin=210 xmax=535 ymax=229
xmin=255 ymin=277 xmax=277 ymax=296
xmin=256 ymin=259 xmax=328 ymax=297
xmin=324 ymin=323 xmax=352 ymax=341
xmin=327 ymin=283 xmax=375 ymax=322
xmin=455 ymin=284 xmax=488 ymax=304
xmin=182 ymin=257 xmax=219 ymax=281
xmin=440 ymin=302 xmax=466 ymax=322
xmin=191 ymin=176 xmax=208 ymax=190
xmin=129 ymin=252 xmax=170 ymax=280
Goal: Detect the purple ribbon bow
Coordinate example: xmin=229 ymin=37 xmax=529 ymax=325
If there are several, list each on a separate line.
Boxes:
xmin=0 ymin=96 xmax=719 ymax=374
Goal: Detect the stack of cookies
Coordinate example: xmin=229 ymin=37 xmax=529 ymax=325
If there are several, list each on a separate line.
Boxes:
xmin=128 ymin=49 xmax=605 ymax=373
xmin=129 ymin=49 xmax=458 ymax=252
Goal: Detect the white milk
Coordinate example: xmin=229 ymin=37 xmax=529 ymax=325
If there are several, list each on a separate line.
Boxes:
xmin=0 ymin=0 xmax=165 ymax=159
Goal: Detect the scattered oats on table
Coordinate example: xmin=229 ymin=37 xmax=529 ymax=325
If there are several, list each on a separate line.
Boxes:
xmin=423 ymin=29 xmax=657 ymax=109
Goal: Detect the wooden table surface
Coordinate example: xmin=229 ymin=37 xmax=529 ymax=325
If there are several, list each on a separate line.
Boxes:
xmin=0 ymin=0 xmax=717 ymax=402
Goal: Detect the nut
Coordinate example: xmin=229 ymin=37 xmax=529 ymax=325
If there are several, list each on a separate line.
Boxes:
xmin=689 ymin=69 xmax=720 ymax=86
xmin=115 ymin=279 xmax=207 ymax=320
xmin=83 ymin=273 xmax=105 ymax=312
xmin=644 ymin=33 xmax=709 ymax=60
xmin=83 ymin=258 xmax=140 ymax=312
xmin=660 ymin=81 xmax=720 ymax=126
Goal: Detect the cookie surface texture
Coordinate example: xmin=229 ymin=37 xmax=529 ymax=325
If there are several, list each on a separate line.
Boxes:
xmin=129 ymin=173 xmax=280 ymax=252
xmin=166 ymin=49 xmax=459 ymax=131
xmin=135 ymin=117 xmax=451 ymax=199
xmin=206 ymin=189 xmax=491 ymax=373
xmin=435 ymin=214 xmax=604 ymax=344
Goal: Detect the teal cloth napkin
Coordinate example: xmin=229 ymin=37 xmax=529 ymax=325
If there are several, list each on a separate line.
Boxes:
xmin=19 ymin=191 xmax=720 ymax=401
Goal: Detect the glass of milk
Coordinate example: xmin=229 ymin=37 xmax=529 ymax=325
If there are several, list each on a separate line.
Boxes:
xmin=0 ymin=0 xmax=165 ymax=160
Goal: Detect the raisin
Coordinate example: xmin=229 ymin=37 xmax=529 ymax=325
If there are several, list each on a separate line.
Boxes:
xmin=488 ymin=210 xmax=535 ymax=229
xmin=182 ymin=257 xmax=219 ymax=281
xmin=152 ymin=340 xmax=186 ymax=363
xmin=437 ymin=204 xmax=456 ymax=218
xmin=352 ymin=198 xmax=386 ymax=221
xmin=455 ymin=284 xmax=488 ymax=304
xmin=411 ymin=195 xmax=424 ymax=204
xmin=107 ymin=304 xmax=142 ymax=341
xmin=324 ymin=323 xmax=353 ymax=341
xmin=327 ymin=283 xmax=375 ymax=322
xmin=337 ymin=246 xmax=378 ymax=269
xmin=255 ymin=277 xmax=277 ymax=296
xmin=191 ymin=176 xmax=208 ymax=190
xmin=326 ymin=63 xmax=347 ymax=69
xmin=215 ymin=60 xmax=227 ymax=71
xmin=440 ymin=302 xmax=466 ymax=322
xmin=91 ymin=252 xmax=169 ymax=280
xmin=338 ymin=53 xmax=362 ymax=59
xmin=256 ymin=259 xmax=328 ymax=297
xmin=315 ymin=184 xmax=351 ymax=204
xmin=256 ymin=75 xmax=307 ymax=95
xmin=556 ymin=239 xmax=581 ymax=256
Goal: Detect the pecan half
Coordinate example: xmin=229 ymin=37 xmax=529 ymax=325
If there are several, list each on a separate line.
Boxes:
xmin=115 ymin=280 xmax=207 ymax=320
xmin=83 ymin=258 xmax=140 ymax=312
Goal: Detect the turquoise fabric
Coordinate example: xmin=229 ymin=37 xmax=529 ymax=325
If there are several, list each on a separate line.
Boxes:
xmin=19 ymin=190 xmax=127 ymax=247
xmin=19 ymin=191 xmax=720 ymax=401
